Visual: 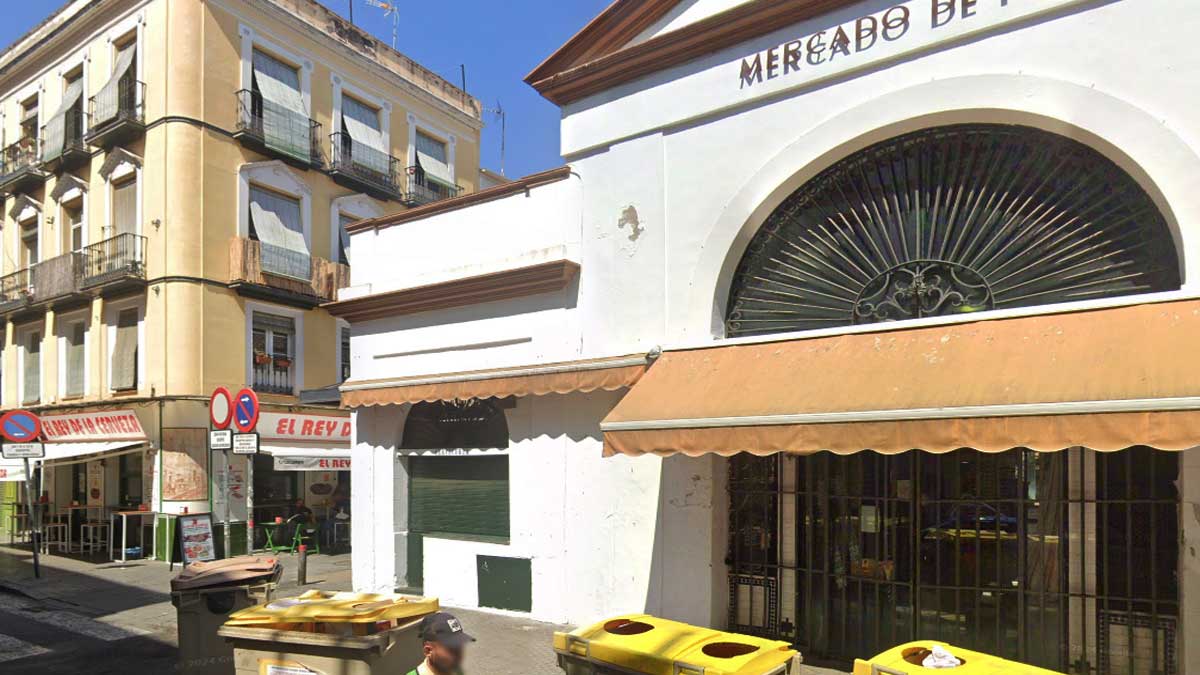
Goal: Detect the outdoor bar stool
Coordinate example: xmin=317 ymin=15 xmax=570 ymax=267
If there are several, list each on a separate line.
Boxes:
xmin=81 ymin=520 xmax=111 ymax=554
xmin=41 ymin=521 xmax=68 ymax=554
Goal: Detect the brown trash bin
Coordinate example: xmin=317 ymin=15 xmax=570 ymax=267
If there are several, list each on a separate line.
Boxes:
xmin=171 ymin=556 xmax=282 ymax=675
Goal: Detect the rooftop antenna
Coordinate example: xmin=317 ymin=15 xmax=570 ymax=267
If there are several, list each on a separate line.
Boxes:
xmin=483 ymin=100 xmax=507 ymax=176
xmin=364 ymin=0 xmax=399 ymax=50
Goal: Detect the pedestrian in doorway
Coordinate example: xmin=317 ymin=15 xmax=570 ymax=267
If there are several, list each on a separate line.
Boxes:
xmin=407 ymin=611 xmax=474 ymax=675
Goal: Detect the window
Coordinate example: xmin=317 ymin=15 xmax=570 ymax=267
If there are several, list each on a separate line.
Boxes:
xmin=111 ymin=177 xmax=137 ymax=237
xmin=339 ymin=326 xmax=351 ymax=383
xmin=94 ymin=37 xmax=137 ymax=125
xmin=118 ymin=453 xmax=143 ymax=507
xmin=249 ymin=185 xmax=309 ymax=279
xmin=43 ymin=72 xmax=84 ymax=162
xmin=19 ymin=218 xmax=38 ymax=268
xmin=252 ymin=312 xmax=295 ymax=394
xmin=408 ymin=455 xmax=510 ymax=540
xmin=250 ymin=48 xmax=309 ymax=161
xmin=21 ymin=329 xmax=40 ymax=404
xmin=340 ymin=95 xmax=388 ymax=174
xmin=414 ymin=131 xmax=451 ymax=184
xmin=19 ymin=97 xmax=38 ymax=144
xmin=63 ymin=201 xmax=84 ymax=253
xmin=337 ymin=213 xmax=355 ymax=266
xmin=110 ymin=307 xmax=139 ymax=391
xmin=62 ymin=319 xmax=86 ymax=398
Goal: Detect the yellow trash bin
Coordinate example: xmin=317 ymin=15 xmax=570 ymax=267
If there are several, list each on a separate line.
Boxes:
xmin=553 ymin=614 xmax=801 ymax=675
xmin=217 ymin=591 xmax=439 ymax=675
xmin=852 ymin=641 xmax=1065 ymax=675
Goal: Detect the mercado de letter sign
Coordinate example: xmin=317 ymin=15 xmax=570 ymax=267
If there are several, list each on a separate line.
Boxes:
xmin=738 ymin=0 xmax=1090 ymax=92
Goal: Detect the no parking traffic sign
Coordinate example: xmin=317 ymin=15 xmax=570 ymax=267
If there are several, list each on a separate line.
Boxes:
xmin=0 ymin=410 xmax=41 ymax=444
xmin=233 ymin=388 xmax=260 ymax=433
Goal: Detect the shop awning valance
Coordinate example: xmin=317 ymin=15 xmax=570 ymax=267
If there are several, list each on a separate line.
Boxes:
xmin=262 ymin=445 xmax=351 ymax=471
xmin=341 ymin=354 xmax=651 ymax=408
xmin=39 ymin=441 xmax=147 ymax=465
xmin=602 ymin=299 xmax=1200 ymax=457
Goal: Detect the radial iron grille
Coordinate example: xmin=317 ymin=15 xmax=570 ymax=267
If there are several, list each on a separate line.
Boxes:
xmin=726 ymin=125 xmax=1181 ymax=337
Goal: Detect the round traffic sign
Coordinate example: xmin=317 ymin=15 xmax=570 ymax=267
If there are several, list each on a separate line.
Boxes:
xmin=0 ymin=410 xmax=42 ymax=443
xmin=210 ymin=387 xmax=234 ymax=429
xmin=233 ymin=388 xmax=260 ymax=433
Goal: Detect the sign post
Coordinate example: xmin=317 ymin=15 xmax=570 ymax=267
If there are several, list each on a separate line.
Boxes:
xmin=210 ymin=388 xmax=233 ymax=559
xmin=1 ymin=410 xmax=43 ymax=579
xmin=233 ymin=388 xmax=260 ymax=554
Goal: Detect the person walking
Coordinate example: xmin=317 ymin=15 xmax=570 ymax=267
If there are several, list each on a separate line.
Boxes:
xmin=407 ymin=611 xmax=475 ymax=675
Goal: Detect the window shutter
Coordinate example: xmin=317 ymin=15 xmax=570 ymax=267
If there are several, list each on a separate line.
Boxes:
xmin=111 ymin=308 xmax=138 ymax=390
xmin=95 ymin=43 xmax=136 ymax=125
xmin=252 ymin=49 xmax=310 ymax=162
xmin=415 ymin=131 xmax=452 ymax=184
xmin=42 ymin=79 xmax=84 ymax=162
xmin=23 ymin=332 xmax=40 ymax=403
xmin=112 ymin=179 xmax=138 ymax=236
xmin=65 ymin=322 xmax=85 ymax=397
xmin=408 ymin=456 xmax=509 ymax=539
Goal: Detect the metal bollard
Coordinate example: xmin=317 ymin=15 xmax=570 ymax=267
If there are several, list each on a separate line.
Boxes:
xmin=297 ymin=544 xmax=308 ymax=586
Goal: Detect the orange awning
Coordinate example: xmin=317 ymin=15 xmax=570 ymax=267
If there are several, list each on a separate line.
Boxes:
xmin=342 ymin=354 xmax=651 ymax=408
xmin=602 ymin=299 xmax=1200 ymax=457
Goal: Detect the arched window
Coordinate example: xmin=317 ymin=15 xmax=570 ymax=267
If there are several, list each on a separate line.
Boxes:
xmin=726 ymin=124 xmax=1181 ymax=337
xmin=400 ymin=399 xmax=509 ymax=450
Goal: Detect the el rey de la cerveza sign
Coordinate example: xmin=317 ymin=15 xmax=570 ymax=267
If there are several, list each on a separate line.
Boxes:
xmin=739 ymin=0 xmax=1089 ymax=90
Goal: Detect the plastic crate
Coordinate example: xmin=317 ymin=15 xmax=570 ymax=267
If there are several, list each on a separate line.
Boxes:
xmin=554 ymin=615 xmax=801 ymax=675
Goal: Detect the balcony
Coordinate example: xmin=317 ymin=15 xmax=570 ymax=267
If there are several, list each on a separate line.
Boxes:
xmin=86 ymin=79 xmax=145 ymax=150
xmin=0 ymin=268 xmax=32 ymax=314
xmin=78 ymin=233 xmax=147 ymax=295
xmin=29 ymin=252 xmax=88 ymax=307
xmin=252 ymin=350 xmax=295 ymax=395
xmin=233 ymin=90 xmax=323 ymax=169
xmin=404 ymin=167 xmax=464 ymax=206
xmin=327 ymin=132 xmax=402 ymax=201
xmin=229 ymin=237 xmax=349 ymax=309
xmin=41 ymin=107 xmax=90 ymax=174
xmin=0 ymin=140 xmax=47 ymax=195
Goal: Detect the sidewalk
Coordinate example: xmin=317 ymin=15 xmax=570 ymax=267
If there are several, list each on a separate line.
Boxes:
xmin=0 ymin=543 xmax=570 ymax=673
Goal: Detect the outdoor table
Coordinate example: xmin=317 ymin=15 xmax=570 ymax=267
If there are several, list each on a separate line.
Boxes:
xmin=109 ymin=510 xmax=153 ymax=563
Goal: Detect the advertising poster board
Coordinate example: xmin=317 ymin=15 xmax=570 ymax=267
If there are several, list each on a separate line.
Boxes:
xmin=180 ymin=513 xmax=216 ymax=563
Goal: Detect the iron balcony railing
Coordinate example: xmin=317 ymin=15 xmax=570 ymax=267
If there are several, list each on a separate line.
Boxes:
xmin=40 ymin=106 xmax=87 ymax=165
xmin=253 ymin=349 xmax=294 ymax=395
xmin=235 ymin=90 xmax=323 ymax=167
xmin=79 ymin=233 xmax=146 ymax=288
xmin=404 ymin=166 xmax=464 ymax=206
xmin=0 ymin=139 xmax=42 ymax=182
xmin=89 ymin=78 xmax=145 ymax=131
xmin=0 ymin=267 xmax=32 ymax=312
xmin=329 ymin=132 xmax=401 ymax=198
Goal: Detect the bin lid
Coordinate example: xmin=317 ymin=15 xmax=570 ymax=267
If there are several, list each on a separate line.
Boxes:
xmin=170 ymin=555 xmax=281 ymax=592
xmin=553 ymin=615 xmax=797 ymax=675
xmin=854 ymin=642 xmax=1066 ymax=675
xmin=224 ymin=590 xmax=439 ymax=625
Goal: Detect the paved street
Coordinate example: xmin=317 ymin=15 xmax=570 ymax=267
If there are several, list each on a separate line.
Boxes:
xmin=0 ymin=544 xmax=572 ymax=674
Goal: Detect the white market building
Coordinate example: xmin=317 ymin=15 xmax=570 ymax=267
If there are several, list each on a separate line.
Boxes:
xmin=334 ymin=1 xmax=1200 ymax=671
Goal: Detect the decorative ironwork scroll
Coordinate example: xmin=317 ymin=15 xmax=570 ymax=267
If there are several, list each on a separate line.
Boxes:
xmin=726 ymin=125 xmax=1181 ymax=337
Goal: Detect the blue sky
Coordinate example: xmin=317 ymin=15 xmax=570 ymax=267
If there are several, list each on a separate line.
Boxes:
xmin=0 ymin=0 xmax=612 ymax=178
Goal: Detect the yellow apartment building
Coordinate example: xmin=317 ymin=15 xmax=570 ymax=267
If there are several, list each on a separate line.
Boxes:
xmin=0 ymin=0 xmax=481 ymax=555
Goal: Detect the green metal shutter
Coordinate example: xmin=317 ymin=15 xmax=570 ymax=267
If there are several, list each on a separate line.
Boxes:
xmin=409 ymin=456 xmax=509 ymax=539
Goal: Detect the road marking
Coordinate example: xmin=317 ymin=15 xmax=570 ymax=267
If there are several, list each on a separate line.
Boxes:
xmin=0 ymin=633 xmax=50 ymax=663
xmin=0 ymin=594 xmax=149 ymax=642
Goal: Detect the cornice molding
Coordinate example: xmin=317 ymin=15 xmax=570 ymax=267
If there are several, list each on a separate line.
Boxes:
xmin=324 ymin=259 xmax=580 ymax=323
xmin=528 ymin=0 xmax=858 ymax=106
xmin=346 ymin=165 xmax=573 ymax=235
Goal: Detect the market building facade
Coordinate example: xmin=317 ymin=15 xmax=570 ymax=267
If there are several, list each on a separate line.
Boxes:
xmin=0 ymin=0 xmax=481 ymax=556
xmin=336 ymin=0 xmax=1200 ymax=672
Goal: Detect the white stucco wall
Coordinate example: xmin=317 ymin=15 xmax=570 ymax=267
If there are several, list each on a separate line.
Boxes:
xmin=348 ymin=0 xmax=1200 ymax=631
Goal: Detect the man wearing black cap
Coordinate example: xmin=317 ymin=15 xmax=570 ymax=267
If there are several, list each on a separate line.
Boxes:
xmin=407 ymin=611 xmax=475 ymax=675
